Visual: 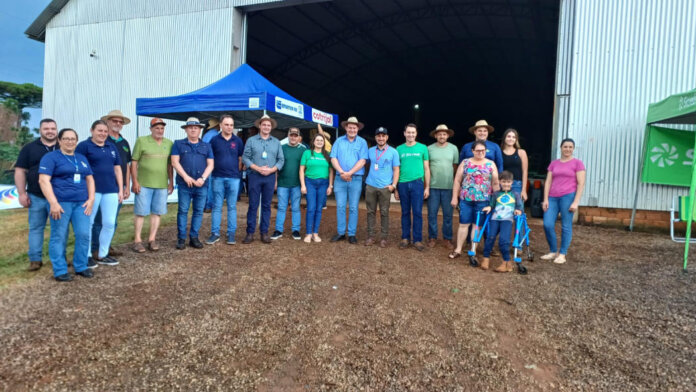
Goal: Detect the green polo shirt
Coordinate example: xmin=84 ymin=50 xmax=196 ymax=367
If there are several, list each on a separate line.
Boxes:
xmin=132 ymin=135 xmax=173 ymax=189
xmin=277 ymin=143 xmax=306 ymax=188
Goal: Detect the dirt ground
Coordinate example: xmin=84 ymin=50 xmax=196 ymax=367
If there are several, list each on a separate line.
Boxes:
xmin=0 ymin=200 xmax=695 ymax=391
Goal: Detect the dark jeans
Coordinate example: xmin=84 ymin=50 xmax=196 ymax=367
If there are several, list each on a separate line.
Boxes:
xmin=365 ymin=184 xmax=392 ymax=239
xmin=177 ymin=185 xmax=207 ymax=240
xmin=305 ymin=177 xmax=328 ymax=234
xmin=246 ymin=171 xmax=275 ymax=234
xmin=397 ymin=179 xmax=424 ymax=242
xmin=483 ymin=219 xmax=512 ymax=261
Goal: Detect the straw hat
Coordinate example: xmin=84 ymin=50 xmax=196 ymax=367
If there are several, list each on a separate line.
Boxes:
xmin=254 ymin=114 xmax=277 ymax=129
xmin=469 ymin=119 xmax=494 ymax=134
xmin=101 ymin=109 xmax=131 ymax=125
xmin=180 ymin=117 xmax=205 ymax=129
xmin=340 ymin=116 xmax=364 ymax=130
xmin=430 ymin=124 xmax=454 ymax=138
xmin=206 ymin=118 xmax=220 ymax=130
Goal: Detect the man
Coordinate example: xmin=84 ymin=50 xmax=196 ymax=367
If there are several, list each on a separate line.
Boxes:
xmin=131 ymin=118 xmax=174 ymax=252
xmin=364 ymin=127 xmax=400 ymax=248
xmin=92 ymin=109 xmax=132 ymax=257
xmin=395 ymin=123 xmax=430 ymax=251
xmin=206 ymin=114 xmax=243 ymax=245
xmin=202 ymin=118 xmax=220 ymax=213
xmin=460 ymin=119 xmax=503 ymax=173
xmin=427 ymin=124 xmax=459 ymax=249
xmin=242 ymin=114 xmax=284 ymax=244
xmin=272 ymin=127 xmax=306 ymax=240
xmin=330 ymin=116 xmax=368 ymax=244
xmin=171 ymin=117 xmax=214 ymax=249
xmin=14 ymin=118 xmax=58 ymax=271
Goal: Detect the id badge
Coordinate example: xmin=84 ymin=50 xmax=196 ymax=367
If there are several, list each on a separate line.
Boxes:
xmin=262 ymin=151 xmax=268 ymax=159
xmin=374 ymin=164 xmax=379 ymax=171
xmin=73 ymin=173 xmax=81 ymax=183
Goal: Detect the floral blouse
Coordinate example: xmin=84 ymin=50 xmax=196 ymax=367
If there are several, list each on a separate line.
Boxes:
xmin=460 ymin=159 xmax=493 ymax=202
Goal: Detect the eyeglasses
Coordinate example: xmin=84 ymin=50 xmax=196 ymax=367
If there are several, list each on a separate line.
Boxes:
xmin=289 ymin=134 xmax=300 ymax=137
xmin=473 ymin=149 xmax=486 ymax=153
xmin=60 ymin=137 xmax=78 ymax=142
xmin=110 ymin=119 xmax=124 ymax=124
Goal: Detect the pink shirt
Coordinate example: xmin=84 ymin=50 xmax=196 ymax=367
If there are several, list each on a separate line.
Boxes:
xmin=548 ymin=158 xmax=585 ymax=197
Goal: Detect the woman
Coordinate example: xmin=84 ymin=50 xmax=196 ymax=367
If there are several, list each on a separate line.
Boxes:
xmin=76 ymin=120 xmax=123 ymax=267
xmin=449 ymin=141 xmax=499 ymax=269
xmin=38 ymin=128 xmax=95 ymax=281
xmin=541 ymin=138 xmax=586 ymax=264
xmin=500 ymin=128 xmax=528 ymax=201
xmin=299 ymin=134 xmax=334 ymax=243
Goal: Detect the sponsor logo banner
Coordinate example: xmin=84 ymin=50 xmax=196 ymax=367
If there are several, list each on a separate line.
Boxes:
xmin=311 ymin=108 xmax=334 ymax=126
xmin=274 ymin=96 xmax=304 ymax=119
xmin=248 ymin=97 xmax=260 ymax=109
xmin=642 ymin=125 xmax=695 ymax=186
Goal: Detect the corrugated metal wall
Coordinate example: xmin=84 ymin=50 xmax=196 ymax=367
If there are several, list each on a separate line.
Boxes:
xmin=558 ymin=0 xmax=696 ymax=210
xmin=41 ymin=5 xmax=254 ymax=143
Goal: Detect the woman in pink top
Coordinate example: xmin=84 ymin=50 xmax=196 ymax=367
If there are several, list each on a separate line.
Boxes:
xmin=541 ymin=139 xmax=586 ymax=264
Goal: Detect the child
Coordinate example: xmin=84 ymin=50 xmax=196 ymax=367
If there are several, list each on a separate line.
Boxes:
xmin=481 ymin=171 xmax=523 ymax=272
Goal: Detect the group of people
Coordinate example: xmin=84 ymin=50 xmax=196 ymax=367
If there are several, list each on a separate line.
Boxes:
xmin=15 ymin=110 xmax=585 ymax=281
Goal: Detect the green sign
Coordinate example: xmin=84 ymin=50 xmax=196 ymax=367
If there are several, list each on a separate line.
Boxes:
xmin=641 ymin=125 xmax=695 ymax=186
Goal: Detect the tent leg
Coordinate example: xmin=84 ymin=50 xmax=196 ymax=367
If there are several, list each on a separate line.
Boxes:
xmin=629 ymin=155 xmax=644 ymax=231
xmin=136 ymin=115 xmax=140 ymax=138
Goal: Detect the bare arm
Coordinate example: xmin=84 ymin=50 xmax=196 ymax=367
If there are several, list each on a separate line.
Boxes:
xmin=39 ymin=174 xmax=63 ymax=220
xmin=542 ymin=171 xmax=553 ymax=211
xmin=451 ymin=162 xmax=465 ymax=206
xmin=14 ymin=167 xmax=30 ymax=207
xmin=299 ymin=165 xmax=307 ymax=193
xmin=114 ymin=166 xmax=124 ymax=202
xmin=423 ymin=160 xmax=431 ymax=199
xmin=83 ymin=175 xmax=95 ymax=215
xmin=490 ymin=161 xmax=500 ymax=191
xmin=519 ymin=149 xmax=529 ymax=201
xmin=196 ymin=158 xmax=214 ymax=187
xmin=346 ymin=159 xmax=366 ymax=176
xmin=167 ymin=162 xmax=174 ymax=194
xmin=570 ymin=170 xmax=586 ymax=212
xmin=331 ymin=158 xmax=343 ymax=174
xmin=131 ymin=160 xmax=141 ymax=194
xmin=123 ymin=163 xmax=131 ymax=199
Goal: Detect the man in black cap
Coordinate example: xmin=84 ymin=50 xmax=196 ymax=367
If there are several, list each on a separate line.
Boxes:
xmin=364 ymin=127 xmax=400 ymax=247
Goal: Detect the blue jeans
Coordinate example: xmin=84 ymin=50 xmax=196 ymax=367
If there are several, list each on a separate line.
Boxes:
xmin=177 ymin=185 xmax=207 ymax=239
xmin=211 ymin=177 xmax=240 ymax=236
xmin=27 ymin=193 xmax=49 ymax=262
xmin=204 ymin=178 xmax=214 ymax=210
xmin=511 ymin=180 xmax=523 ymax=195
xmin=247 ymin=172 xmax=275 ymax=234
xmin=543 ymin=192 xmax=576 ymax=254
xmin=483 ymin=220 xmax=512 ymax=261
xmin=88 ymin=193 xmax=119 ymax=258
xmin=91 ymin=201 xmax=123 ymax=254
xmin=427 ymin=188 xmax=453 ymax=240
xmin=276 ymin=186 xmax=302 ymax=233
xmin=305 ymin=178 xmax=328 ymax=234
xmin=49 ymin=201 xmax=90 ymax=277
xmin=397 ymin=179 xmax=424 ymax=242
xmin=334 ymin=175 xmax=363 ymax=236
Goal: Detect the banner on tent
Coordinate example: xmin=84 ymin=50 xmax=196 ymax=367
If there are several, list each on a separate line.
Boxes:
xmin=274 ymin=96 xmax=304 ymax=119
xmin=641 ymin=125 xmax=695 ymax=186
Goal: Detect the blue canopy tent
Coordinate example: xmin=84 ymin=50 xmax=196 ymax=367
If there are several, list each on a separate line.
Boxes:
xmin=135 ymin=64 xmax=338 ymax=131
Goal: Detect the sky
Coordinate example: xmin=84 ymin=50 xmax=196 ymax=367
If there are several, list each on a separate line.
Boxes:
xmin=0 ymin=0 xmax=52 ymax=130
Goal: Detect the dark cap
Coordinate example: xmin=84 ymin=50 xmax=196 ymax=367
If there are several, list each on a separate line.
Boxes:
xmin=375 ymin=127 xmax=388 ymax=135
xmin=288 ymin=128 xmax=300 ymax=136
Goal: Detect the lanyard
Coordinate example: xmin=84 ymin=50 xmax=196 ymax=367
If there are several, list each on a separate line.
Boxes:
xmin=61 ymin=152 xmax=79 ymax=173
xmin=375 ymin=147 xmax=387 ymax=163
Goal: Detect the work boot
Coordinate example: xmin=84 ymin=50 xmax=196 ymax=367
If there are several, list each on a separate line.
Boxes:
xmin=495 ymin=261 xmax=511 ymax=273
xmin=28 ymin=261 xmax=42 ymax=271
xmin=261 ymin=233 xmax=272 ymax=244
xmin=480 ymin=257 xmax=490 ymax=270
xmin=242 ymin=233 xmax=254 ymax=244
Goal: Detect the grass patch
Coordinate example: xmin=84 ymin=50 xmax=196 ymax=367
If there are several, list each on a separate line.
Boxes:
xmin=0 ymin=204 xmax=177 ymax=288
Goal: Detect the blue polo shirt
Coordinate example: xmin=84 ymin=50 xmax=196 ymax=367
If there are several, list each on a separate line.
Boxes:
xmin=365 ymin=145 xmax=400 ymax=188
xmin=171 ymin=139 xmax=214 ymax=187
xmin=210 ymin=133 xmax=244 ymax=178
xmin=330 ymin=135 xmax=369 ymax=176
xmin=76 ymin=138 xmax=122 ymax=194
xmin=38 ymin=151 xmax=93 ymax=202
xmin=460 ymin=140 xmax=503 ymax=172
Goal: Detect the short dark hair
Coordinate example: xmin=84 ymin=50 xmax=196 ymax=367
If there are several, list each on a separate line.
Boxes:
xmin=471 ymin=140 xmax=487 ymax=151
xmin=499 ymin=171 xmax=514 ymax=181
xmin=58 ymin=128 xmax=77 ymax=140
xmin=219 ymin=114 xmax=234 ymax=123
xmin=561 ymin=138 xmax=575 ymax=147
xmin=39 ymin=118 xmax=56 ymax=127
xmin=90 ymin=119 xmax=107 ymax=131
xmin=404 ymin=123 xmax=417 ymax=131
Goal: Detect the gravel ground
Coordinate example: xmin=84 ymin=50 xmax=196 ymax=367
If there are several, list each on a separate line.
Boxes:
xmin=0 ymin=201 xmax=694 ymax=391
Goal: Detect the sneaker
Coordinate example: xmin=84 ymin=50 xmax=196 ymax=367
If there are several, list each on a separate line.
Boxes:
xmin=330 ymin=234 xmax=346 ymax=242
xmin=270 ymin=230 xmax=283 ymax=240
xmin=76 ymin=269 xmax=94 ymax=278
xmin=206 ymin=234 xmax=220 ymax=245
xmin=189 ymin=237 xmax=204 ymax=249
xmin=226 ymin=234 xmax=236 ymax=245
xmin=176 ymin=238 xmax=186 ymax=249
xmin=97 ymin=256 xmax=119 ymax=266
xmin=553 ymin=254 xmax=567 ymax=264
xmin=292 ymin=231 xmax=301 ymax=240
xmin=413 ymin=242 xmax=425 ymax=251
xmin=54 ymin=273 xmax=73 ymax=282
xmin=540 ymin=252 xmax=557 ymax=261
xmin=87 ymin=257 xmax=98 ymax=269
